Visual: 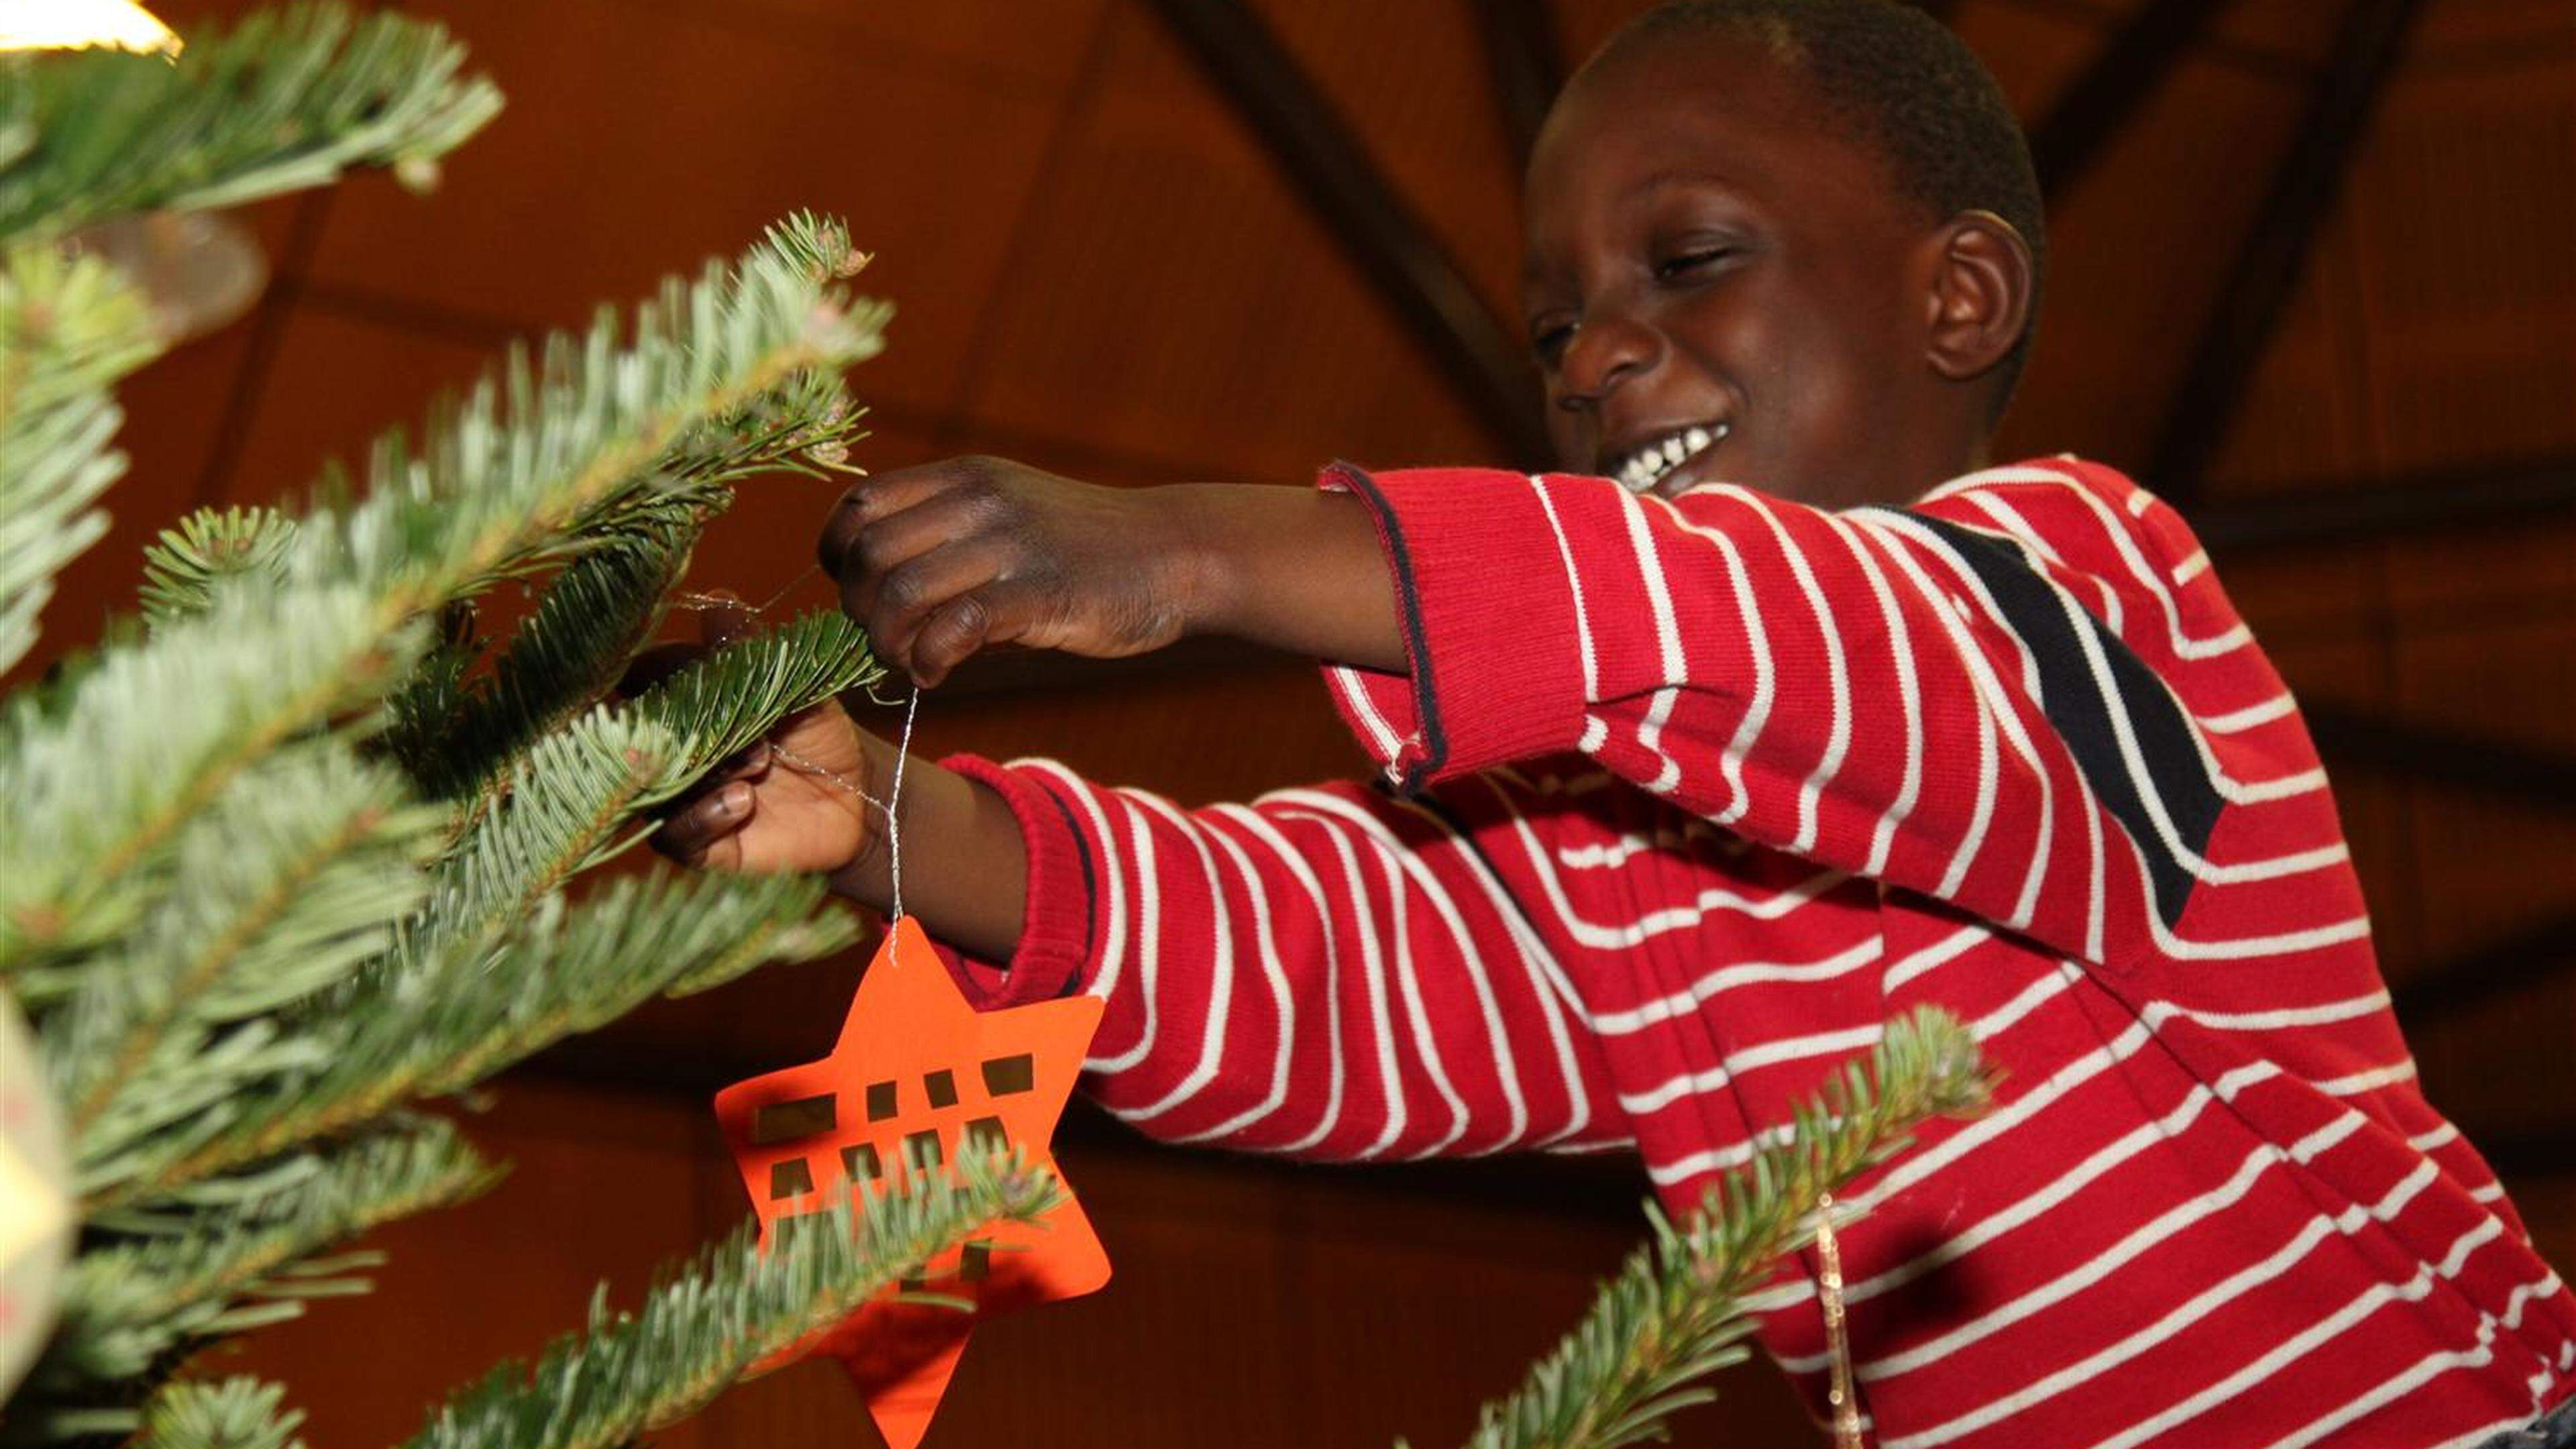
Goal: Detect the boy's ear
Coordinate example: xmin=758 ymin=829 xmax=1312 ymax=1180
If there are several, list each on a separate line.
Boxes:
xmin=1920 ymin=210 xmax=2035 ymax=384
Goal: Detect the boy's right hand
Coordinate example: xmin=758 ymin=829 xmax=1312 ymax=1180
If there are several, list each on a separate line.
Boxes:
xmin=816 ymin=455 xmax=1405 ymax=684
xmin=816 ymin=456 xmax=1205 ymax=688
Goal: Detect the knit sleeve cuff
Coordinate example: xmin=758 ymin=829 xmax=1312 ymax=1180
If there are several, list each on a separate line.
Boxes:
xmin=1318 ymin=462 xmax=1589 ymax=792
xmin=927 ymin=754 xmax=1097 ymax=1010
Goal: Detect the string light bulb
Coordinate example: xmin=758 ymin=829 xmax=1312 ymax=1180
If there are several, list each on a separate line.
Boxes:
xmin=0 ymin=0 xmax=180 ymax=55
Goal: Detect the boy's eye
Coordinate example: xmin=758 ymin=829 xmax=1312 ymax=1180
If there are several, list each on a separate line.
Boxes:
xmin=1653 ymin=246 xmax=1733 ymax=280
xmin=1530 ymin=319 xmax=1576 ymax=367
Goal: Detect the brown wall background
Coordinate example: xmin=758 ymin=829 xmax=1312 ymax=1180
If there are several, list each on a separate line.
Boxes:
xmin=29 ymin=0 xmax=2575 ymax=1443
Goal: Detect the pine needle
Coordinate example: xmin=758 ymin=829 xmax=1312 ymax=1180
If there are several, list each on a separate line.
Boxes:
xmin=129 ymin=1377 xmax=306 ymax=1449
xmin=0 ymin=243 xmax=160 ymax=674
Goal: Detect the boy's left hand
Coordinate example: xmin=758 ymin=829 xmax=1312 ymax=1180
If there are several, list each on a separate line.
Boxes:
xmin=630 ymin=600 xmax=881 ymax=879
xmin=816 ymin=456 xmax=1208 ymax=688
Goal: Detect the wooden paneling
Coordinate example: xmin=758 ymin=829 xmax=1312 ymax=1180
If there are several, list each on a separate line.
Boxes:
xmin=302 ymin=0 xmax=1082 ymax=420
xmin=2342 ymin=58 xmax=2576 ymax=472
xmin=2390 ymin=616 xmax=2576 ymax=956
xmin=2002 ymin=55 xmax=2310 ymax=470
xmin=2204 ymin=543 xmax=2390 ymax=647
xmin=2381 ymin=516 xmax=2576 ymax=644
xmin=645 ymin=0 xmax=1112 ymax=93
xmin=2411 ymin=975 xmax=2576 ymax=1145
xmin=209 ymin=302 xmax=494 ymax=506
xmin=2196 ymin=211 xmax=2377 ymax=490
xmin=1254 ymin=0 xmax=1529 ymax=322
xmin=949 ymin=5 xmax=1501 ymax=483
xmin=2409 ymin=0 xmax=2576 ymax=63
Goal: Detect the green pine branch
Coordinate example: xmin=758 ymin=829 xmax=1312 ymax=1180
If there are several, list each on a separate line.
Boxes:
xmin=287 ymin=214 xmax=883 ymax=616
xmin=111 ymin=871 xmax=861 ymax=1208
xmin=0 ymin=243 xmax=162 ymax=674
xmin=1430 ymin=1007 xmax=1994 ymax=1449
xmin=0 ymin=582 xmax=422 ymax=969
xmin=398 ymin=1150 xmax=1063 ymax=1449
xmin=0 ymin=239 xmax=163 ymax=415
xmin=419 ymin=711 xmax=692 ymax=954
xmin=657 ymin=364 xmax=871 ymax=488
xmin=0 ymin=217 xmax=883 ymax=968
xmin=139 ymin=508 xmax=300 ymax=627
xmin=411 ymin=608 xmax=875 ymax=951
xmin=132 ymin=1377 xmax=306 ymax=1449
xmin=9 ymin=0 xmax=916 ymax=1432
xmin=0 ymin=4 xmax=501 ymax=246
xmin=49 ymin=743 xmax=446 ymax=1199
xmin=384 ymin=528 xmax=690 ymax=806
xmin=50 ymin=1117 xmax=498 ymax=1390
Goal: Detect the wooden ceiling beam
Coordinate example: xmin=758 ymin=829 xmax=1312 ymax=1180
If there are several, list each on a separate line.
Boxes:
xmin=1471 ymin=0 xmax=1566 ymax=167
xmin=2469 ymin=1127 xmax=2576 ymax=1182
xmin=2304 ymin=702 xmax=2576 ymax=818
xmin=2028 ymin=0 xmax=2238 ymax=201
xmin=1144 ymin=0 xmax=1554 ymax=466
xmin=2392 ymin=905 xmax=2576 ymax=1029
xmin=2188 ymin=456 xmax=2576 ymax=551
xmin=2145 ymin=0 xmax=2430 ymax=503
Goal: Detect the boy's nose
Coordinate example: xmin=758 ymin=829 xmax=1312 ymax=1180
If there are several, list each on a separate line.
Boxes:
xmin=1553 ymin=312 xmax=1665 ymax=412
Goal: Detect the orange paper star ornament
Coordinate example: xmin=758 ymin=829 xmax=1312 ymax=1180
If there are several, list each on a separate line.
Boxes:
xmin=715 ymin=917 xmax=1110 ymax=1449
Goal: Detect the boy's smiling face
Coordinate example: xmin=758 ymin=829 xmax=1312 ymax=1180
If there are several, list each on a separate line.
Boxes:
xmin=1522 ymin=29 xmax=2029 ymax=509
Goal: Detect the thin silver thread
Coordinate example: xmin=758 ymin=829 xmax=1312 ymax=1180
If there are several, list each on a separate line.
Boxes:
xmin=671 ymin=560 xmax=825 ymax=621
xmin=883 ymin=685 xmax=918 ymax=927
xmin=766 ymin=688 xmax=917 ymax=955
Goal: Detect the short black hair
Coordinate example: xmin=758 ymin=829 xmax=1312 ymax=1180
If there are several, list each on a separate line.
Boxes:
xmin=1586 ymin=0 xmax=2046 ymax=416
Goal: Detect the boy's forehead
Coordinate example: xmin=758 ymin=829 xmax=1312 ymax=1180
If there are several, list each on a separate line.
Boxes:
xmin=1524 ymin=34 xmax=1894 ymax=248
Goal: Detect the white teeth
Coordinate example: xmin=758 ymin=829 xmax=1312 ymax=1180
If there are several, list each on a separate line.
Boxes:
xmin=1609 ymin=421 xmax=1731 ymax=492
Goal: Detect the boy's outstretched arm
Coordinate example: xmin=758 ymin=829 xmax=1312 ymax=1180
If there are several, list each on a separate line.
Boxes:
xmin=812 ymin=457 xmax=1406 ymax=685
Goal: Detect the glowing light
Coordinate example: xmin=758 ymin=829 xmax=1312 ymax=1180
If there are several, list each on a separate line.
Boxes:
xmin=0 ymin=0 xmax=180 ymax=55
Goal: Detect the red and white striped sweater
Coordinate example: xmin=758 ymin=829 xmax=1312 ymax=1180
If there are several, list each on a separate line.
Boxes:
xmin=936 ymin=456 xmax=2575 ymax=1446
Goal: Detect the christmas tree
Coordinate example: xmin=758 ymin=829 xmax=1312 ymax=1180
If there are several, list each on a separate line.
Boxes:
xmin=0 ymin=8 xmax=1988 ymax=1447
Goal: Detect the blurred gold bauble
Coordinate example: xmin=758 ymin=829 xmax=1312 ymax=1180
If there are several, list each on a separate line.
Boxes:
xmin=0 ymin=0 xmax=180 ymax=54
xmin=0 ymin=985 xmax=72 ymax=1401
xmin=63 ymin=211 xmax=270 ymax=345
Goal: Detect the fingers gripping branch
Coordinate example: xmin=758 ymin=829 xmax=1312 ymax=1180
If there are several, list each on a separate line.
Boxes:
xmin=816 ymin=456 xmax=1198 ymax=687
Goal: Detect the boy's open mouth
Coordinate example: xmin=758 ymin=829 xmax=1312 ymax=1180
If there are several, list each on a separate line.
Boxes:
xmin=1607 ymin=421 xmax=1730 ymax=493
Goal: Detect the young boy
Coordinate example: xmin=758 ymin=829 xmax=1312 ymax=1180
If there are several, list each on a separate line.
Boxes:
xmin=656 ymin=2 xmax=2575 ymax=1442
